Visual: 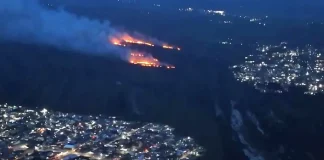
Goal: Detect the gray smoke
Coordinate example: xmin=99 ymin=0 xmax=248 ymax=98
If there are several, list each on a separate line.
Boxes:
xmin=0 ymin=0 xmax=126 ymax=57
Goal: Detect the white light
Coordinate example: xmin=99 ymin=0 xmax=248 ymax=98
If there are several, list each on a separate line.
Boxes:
xmin=40 ymin=108 xmax=48 ymax=114
xmin=215 ymin=11 xmax=225 ymax=16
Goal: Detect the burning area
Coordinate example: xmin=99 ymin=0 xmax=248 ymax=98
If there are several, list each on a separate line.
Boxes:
xmin=129 ymin=52 xmax=175 ymax=69
xmin=0 ymin=0 xmax=177 ymax=70
xmin=109 ymin=34 xmax=154 ymax=47
xmin=109 ymin=33 xmax=180 ymax=51
xmin=109 ymin=33 xmax=179 ymax=69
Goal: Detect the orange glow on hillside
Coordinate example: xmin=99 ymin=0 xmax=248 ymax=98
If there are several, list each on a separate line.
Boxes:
xmin=110 ymin=34 xmax=154 ymax=47
xmin=129 ymin=52 xmax=175 ymax=69
xmin=109 ymin=33 xmax=181 ymax=51
xmin=108 ymin=32 xmax=178 ymax=69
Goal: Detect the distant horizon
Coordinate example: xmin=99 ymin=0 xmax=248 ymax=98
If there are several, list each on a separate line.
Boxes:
xmin=45 ymin=0 xmax=324 ymax=20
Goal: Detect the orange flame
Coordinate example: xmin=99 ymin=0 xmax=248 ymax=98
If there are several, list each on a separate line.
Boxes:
xmin=110 ymin=34 xmax=154 ymax=47
xmin=129 ymin=52 xmax=175 ymax=69
xmin=109 ymin=33 xmax=180 ymax=51
xmin=108 ymin=33 xmax=177 ymax=69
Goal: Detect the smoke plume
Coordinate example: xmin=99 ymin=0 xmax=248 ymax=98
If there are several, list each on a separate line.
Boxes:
xmin=0 ymin=0 xmax=126 ymax=57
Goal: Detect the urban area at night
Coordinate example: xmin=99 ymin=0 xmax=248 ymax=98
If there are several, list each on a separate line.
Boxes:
xmin=231 ymin=43 xmax=324 ymax=95
xmin=0 ymin=104 xmax=204 ymax=159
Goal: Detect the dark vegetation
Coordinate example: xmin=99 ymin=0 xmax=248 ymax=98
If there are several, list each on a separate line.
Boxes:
xmin=0 ymin=41 xmax=226 ymax=159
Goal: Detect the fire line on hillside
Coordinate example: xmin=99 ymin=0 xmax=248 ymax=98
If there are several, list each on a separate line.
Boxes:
xmin=108 ymin=33 xmax=180 ymax=69
xmin=129 ymin=52 xmax=175 ymax=69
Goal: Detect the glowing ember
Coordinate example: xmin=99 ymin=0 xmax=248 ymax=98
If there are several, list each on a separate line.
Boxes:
xmin=129 ymin=52 xmax=175 ymax=69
